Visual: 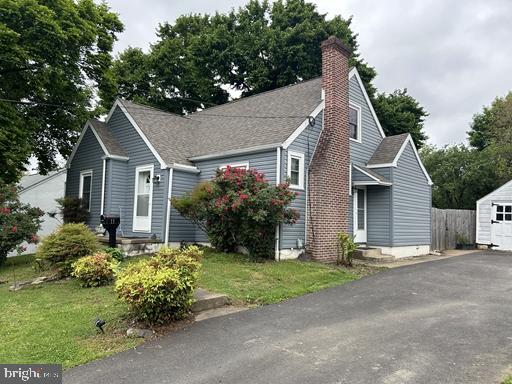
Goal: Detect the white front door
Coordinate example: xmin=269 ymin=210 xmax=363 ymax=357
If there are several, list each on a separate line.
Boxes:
xmin=353 ymin=187 xmax=367 ymax=243
xmin=133 ymin=165 xmax=154 ymax=232
xmin=491 ymin=203 xmax=512 ymax=250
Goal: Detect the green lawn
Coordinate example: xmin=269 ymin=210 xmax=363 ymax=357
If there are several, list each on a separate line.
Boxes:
xmin=503 ymin=375 xmax=512 ymax=384
xmin=0 ymin=250 xmax=368 ymax=368
xmin=200 ymin=250 xmax=362 ymax=305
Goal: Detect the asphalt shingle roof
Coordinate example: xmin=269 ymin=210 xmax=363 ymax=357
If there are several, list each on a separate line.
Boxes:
xmin=116 ymin=78 xmax=322 ymax=164
xmin=89 ymin=119 xmax=127 ymax=157
xmin=367 ymin=133 xmax=409 ymax=166
xmin=354 ymin=164 xmax=391 ymax=184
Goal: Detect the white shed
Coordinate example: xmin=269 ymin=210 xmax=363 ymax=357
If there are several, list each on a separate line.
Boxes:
xmin=476 ymin=179 xmax=512 ymax=250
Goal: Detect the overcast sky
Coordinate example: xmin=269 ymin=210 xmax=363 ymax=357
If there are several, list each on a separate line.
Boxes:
xmin=104 ymin=0 xmax=512 ymax=147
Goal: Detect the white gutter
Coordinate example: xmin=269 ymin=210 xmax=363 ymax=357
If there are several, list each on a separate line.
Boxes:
xmin=188 ymin=143 xmax=281 ymax=162
xmin=100 ymin=158 xmax=106 ymax=215
xmin=172 ymin=163 xmax=200 ymax=173
xmin=164 ymin=168 xmax=173 ymax=245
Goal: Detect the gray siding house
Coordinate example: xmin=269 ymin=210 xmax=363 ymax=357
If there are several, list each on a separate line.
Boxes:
xmin=66 ymin=37 xmax=432 ymax=260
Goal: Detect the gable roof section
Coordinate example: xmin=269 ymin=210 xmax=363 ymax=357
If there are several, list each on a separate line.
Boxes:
xmin=367 ymin=133 xmax=409 ymax=166
xmin=476 ymin=179 xmax=512 ymax=204
xmin=89 ymin=120 xmax=127 ymax=158
xmin=66 ymin=119 xmax=128 ymax=168
xmin=366 ymin=133 xmax=433 ymax=185
xmin=116 ymin=99 xmax=200 ymax=166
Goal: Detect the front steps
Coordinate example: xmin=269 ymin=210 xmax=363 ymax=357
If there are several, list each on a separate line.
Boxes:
xmin=352 ymin=247 xmax=395 ymax=263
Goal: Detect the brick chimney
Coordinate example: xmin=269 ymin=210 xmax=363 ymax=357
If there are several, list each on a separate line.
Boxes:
xmin=307 ymin=36 xmax=351 ymax=262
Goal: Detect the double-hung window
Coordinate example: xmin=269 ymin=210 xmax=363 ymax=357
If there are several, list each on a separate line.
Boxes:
xmin=287 ymin=151 xmax=305 ymax=189
xmin=349 ymin=103 xmax=362 ymax=142
xmin=219 ymin=162 xmax=249 ymax=171
xmin=79 ymin=170 xmax=93 ymax=211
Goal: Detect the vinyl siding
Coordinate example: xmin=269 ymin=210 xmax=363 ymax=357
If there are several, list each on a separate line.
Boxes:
xmin=65 ymin=128 xmax=105 ymax=228
xmin=280 ymin=112 xmax=323 ymax=249
xmin=169 ymin=170 xmax=198 ymax=243
xmin=194 ymin=150 xmax=278 ymax=242
xmin=349 ymin=75 xmax=384 ymax=165
xmin=367 ymin=185 xmax=391 ymax=245
xmin=104 ymin=159 xmax=128 ymax=234
xmin=391 ymin=142 xmax=431 ymax=246
xmin=477 ymin=180 xmax=512 ymax=244
xmin=106 ymin=107 xmax=167 ymax=239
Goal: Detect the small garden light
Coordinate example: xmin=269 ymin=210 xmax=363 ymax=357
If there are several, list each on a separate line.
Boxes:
xmin=95 ymin=318 xmax=106 ymax=333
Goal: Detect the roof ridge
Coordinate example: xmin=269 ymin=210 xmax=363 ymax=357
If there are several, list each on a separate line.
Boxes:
xmin=191 ymin=76 xmax=322 ymax=116
xmin=119 ymin=98 xmax=192 ymax=120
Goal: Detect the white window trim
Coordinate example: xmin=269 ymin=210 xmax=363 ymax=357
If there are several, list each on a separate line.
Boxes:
xmin=218 ymin=162 xmax=249 ymax=170
xmin=132 ymin=164 xmax=154 ymax=233
xmin=349 ymin=102 xmax=362 ymax=143
xmin=287 ymin=151 xmax=305 ymax=190
xmin=494 ymin=203 xmax=512 ymax=222
xmin=79 ymin=170 xmax=93 ymax=212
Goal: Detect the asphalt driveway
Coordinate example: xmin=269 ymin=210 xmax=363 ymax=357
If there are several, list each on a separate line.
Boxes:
xmin=65 ymin=251 xmax=512 ymax=384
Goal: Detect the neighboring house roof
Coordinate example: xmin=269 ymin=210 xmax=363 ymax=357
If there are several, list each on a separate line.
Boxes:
xmin=367 ymin=133 xmax=409 ymax=166
xmin=89 ymin=119 xmax=127 ymax=158
xmin=19 ymin=169 xmax=66 ymax=194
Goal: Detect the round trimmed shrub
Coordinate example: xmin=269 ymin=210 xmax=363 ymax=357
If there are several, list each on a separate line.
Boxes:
xmin=72 ymin=252 xmax=119 ymax=287
xmin=36 ymin=223 xmax=100 ymax=276
xmin=115 ymin=246 xmax=203 ymax=324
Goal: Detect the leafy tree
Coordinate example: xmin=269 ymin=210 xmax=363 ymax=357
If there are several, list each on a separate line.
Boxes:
xmin=468 ymin=92 xmax=512 ymax=180
xmin=420 ymin=145 xmax=502 ymax=210
xmin=103 ymin=0 xmax=376 ymax=111
xmin=0 ymin=182 xmax=44 ymax=265
xmin=171 ymin=167 xmax=299 ymax=259
xmin=0 ymin=0 xmax=123 ymax=182
xmin=373 ymin=89 xmax=429 ymax=148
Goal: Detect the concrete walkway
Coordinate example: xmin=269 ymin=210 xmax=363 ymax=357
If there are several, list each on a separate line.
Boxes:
xmin=65 ymin=251 xmax=512 ymax=384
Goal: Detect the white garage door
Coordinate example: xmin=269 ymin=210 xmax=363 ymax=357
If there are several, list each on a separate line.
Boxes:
xmin=491 ymin=203 xmax=512 ymax=250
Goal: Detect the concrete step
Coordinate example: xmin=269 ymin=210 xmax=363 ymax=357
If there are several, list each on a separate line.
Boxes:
xmin=353 ymin=247 xmax=395 ymax=263
xmin=195 ymin=306 xmax=247 ymax=322
xmin=191 ymin=288 xmax=229 ymax=313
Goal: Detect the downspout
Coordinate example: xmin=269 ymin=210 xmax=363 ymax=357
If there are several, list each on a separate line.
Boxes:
xmin=164 ymin=168 xmax=173 ymax=245
xmin=100 ymin=158 xmax=106 ymax=215
xmin=275 ymin=147 xmax=281 ymax=261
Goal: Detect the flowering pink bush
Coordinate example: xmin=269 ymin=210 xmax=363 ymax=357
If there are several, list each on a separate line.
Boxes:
xmin=0 ymin=182 xmax=44 ymax=265
xmin=172 ymin=167 xmax=299 ymax=259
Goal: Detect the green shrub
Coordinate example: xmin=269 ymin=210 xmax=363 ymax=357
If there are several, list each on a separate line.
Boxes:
xmin=103 ymin=247 xmax=125 ymax=261
xmin=56 ymin=197 xmax=89 ymax=224
xmin=0 ymin=182 xmax=44 ymax=265
xmin=36 ymin=223 xmax=100 ymax=276
xmin=172 ymin=167 xmax=299 ymax=259
xmin=115 ymin=246 xmax=203 ymax=324
xmin=71 ymin=252 xmax=118 ymax=287
xmin=336 ymin=232 xmax=358 ymax=267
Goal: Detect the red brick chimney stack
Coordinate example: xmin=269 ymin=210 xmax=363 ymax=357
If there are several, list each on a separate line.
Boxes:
xmin=307 ymin=36 xmax=351 ymax=262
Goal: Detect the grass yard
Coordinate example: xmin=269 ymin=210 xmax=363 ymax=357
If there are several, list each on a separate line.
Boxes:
xmin=200 ymin=250 xmax=364 ymax=305
xmin=504 ymin=375 xmax=512 ymax=384
xmin=0 ymin=249 xmax=371 ymax=368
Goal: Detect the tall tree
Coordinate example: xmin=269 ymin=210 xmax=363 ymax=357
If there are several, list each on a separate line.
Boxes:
xmin=373 ymin=89 xmax=429 ymax=148
xmin=103 ymin=0 xmax=376 ymax=110
xmin=420 ymin=145 xmax=501 ymax=209
xmin=0 ymin=0 xmax=123 ymax=182
xmin=467 ymin=92 xmax=512 ymax=179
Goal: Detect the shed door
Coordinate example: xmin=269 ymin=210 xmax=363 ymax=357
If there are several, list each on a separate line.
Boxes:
xmin=491 ymin=203 xmax=512 ymax=250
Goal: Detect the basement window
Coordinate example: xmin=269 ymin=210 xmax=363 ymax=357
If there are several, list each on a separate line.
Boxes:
xmin=287 ymin=151 xmax=304 ymax=189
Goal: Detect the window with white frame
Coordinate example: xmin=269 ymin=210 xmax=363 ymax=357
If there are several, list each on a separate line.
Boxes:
xmin=349 ymin=104 xmax=362 ymax=141
xmin=79 ymin=170 xmax=93 ymax=211
xmin=219 ymin=162 xmax=249 ymax=171
xmin=287 ymin=151 xmax=304 ymax=189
